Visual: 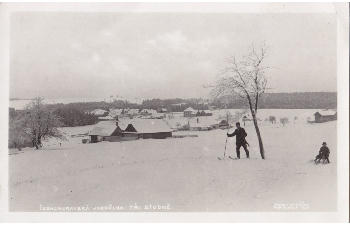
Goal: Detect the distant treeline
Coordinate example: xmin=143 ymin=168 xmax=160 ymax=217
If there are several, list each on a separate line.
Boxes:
xmin=140 ymin=92 xmax=337 ymax=111
xmin=9 ymin=92 xmax=336 ymax=127
xmin=10 ymin=104 xmax=99 ymax=128
xmin=216 ymin=92 xmax=337 ymax=109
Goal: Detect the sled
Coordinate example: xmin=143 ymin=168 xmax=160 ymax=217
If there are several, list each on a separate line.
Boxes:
xmin=314 ymin=159 xmax=329 ymax=165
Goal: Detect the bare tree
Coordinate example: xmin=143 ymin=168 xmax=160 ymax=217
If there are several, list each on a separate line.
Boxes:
xmin=21 ymin=98 xmax=67 ymax=149
xmin=9 ymin=118 xmax=30 ymax=150
xmin=209 ymin=42 xmax=273 ymax=159
xmin=280 ymin=117 xmax=289 ymax=126
xmin=269 ymin=116 xmax=276 ymax=124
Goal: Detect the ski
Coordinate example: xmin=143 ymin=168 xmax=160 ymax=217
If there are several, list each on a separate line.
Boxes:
xmin=229 ymin=156 xmax=250 ymax=160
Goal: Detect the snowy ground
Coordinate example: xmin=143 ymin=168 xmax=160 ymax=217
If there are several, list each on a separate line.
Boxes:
xmin=9 ymin=112 xmax=337 ymax=212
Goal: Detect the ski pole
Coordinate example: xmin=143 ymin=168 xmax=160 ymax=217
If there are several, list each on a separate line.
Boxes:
xmin=219 ymin=127 xmax=230 ymax=160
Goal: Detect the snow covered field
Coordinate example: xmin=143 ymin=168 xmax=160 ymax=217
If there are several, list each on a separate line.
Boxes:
xmin=9 ymin=110 xmax=337 ymax=212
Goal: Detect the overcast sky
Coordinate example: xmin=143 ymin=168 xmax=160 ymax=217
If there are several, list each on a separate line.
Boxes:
xmin=10 ymin=12 xmax=337 ymax=99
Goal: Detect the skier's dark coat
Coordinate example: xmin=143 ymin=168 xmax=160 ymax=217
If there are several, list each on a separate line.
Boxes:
xmin=227 ymin=128 xmax=247 ymax=145
xmin=319 ymin=146 xmax=330 ymax=157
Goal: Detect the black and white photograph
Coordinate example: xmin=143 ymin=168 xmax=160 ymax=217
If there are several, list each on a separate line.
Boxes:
xmin=0 ymin=2 xmax=348 ymax=223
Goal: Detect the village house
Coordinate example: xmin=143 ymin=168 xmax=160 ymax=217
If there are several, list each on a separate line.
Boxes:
xmin=201 ymin=110 xmax=213 ymax=116
xmin=89 ymin=121 xmax=123 ymax=143
xmin=172 ymin=102 xmax=187 ymax=107
xmin=127 ymin=109 xmax=139 ymax=116
xmin=157 ymin=108 xmax=168 ymax=113
xmin=140 ymin=109 xmax=157 ymax=116
xmin=109 ymin=109 xmax=123 ymax=118
xmin=91 ymin=109 xmax=108 ymax=116
xmin=124 ymin=120 xmax=172 ymax=139
xmin=184 ymin=107 xmax=195 ymax=117
xmin=314 ymin=110 xmax=337 ymax=123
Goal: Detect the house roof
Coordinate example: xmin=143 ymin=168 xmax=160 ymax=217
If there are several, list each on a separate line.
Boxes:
xmin=98 ymin=116 xmax=115 ymax=120
xmin=92 ymin=109 xmax=107 ymax=115
xmin=127 ymin=109 xmax=139 ymax=114
xmin=315 ymin=110 xmax=336 ymax=116
xmin=109 ymin=109 xmax=123 ymax=115
xmin=90 ymin=121 xmax=128 ymax=135
xmin=89 ymin=126 xmax=118 ymax=136
xmin=161 ymin=108 xmax=167 ymax=111
xmin=184 ymin=107 xmax=195 ymax=112
xmin=219 ymin=120 xmax=229 ymax=124
xmin=144 ymin=109 xmax=157 ymax=115
xmin=127 ymin=120 xmax=172 ymax=133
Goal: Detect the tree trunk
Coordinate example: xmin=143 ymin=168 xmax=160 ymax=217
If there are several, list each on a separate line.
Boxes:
xmin=34 ymin=137 xmax=42 ymax=149
xmin=251 ymin=112 xmax=265 ymax=159
xmin=247 ymin=98 xmax=265 ymax=159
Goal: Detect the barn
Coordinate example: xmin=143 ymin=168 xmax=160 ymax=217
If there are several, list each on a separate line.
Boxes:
xmin=184 ymin=107 xmax=195 ymax=117
xmin=89 ymin=124 xmax=123 ymax=143
xmin=124 ymin=120 xmax=172 ymax=139
xmin=314 ymin=110 xmax=337 ymax=123
xmin=88 ymin=121 xmax=134 ymax=143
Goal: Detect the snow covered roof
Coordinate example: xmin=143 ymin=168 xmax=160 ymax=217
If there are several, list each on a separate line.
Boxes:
xmin=161 ymin=108 xmax=167 ymax=111
xmin=172 ymin=102 xmax=186 ymax=106
xmin=92 ymin=120 xmax=128 ymax=131
xmin=184 ymin=107 xmax=195 ymax=112
xmin=98 ymin=116 xmax=115 ymax=120
xmin=127 ymin=120 xmax=172 ymax=133
xmin=315 ymin=110 xmax=336 ymax=116
xmin=147 ymin=110 xmax=158 ymax=115
xmin=89 ymin=126 xmax=117 ymax=136
xmin=109 ymin=109 xmax=123 ymax=115
xmin=92 ymin=109 xmax=107 ymax=115
xmin=203 ymin=110 xmax=212 ymax=113
xmin=127 ymin=109 xmax=139 ymax=114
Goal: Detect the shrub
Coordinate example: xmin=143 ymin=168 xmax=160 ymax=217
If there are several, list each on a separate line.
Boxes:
xmin=280 ymin=117 xmax=289 ymax=126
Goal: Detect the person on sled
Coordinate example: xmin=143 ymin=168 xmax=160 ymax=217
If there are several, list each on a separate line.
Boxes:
xmin=315 ymin=142 xmax=330 ymax=164
xmin=227 ymin=122 xmax=250 ymax=159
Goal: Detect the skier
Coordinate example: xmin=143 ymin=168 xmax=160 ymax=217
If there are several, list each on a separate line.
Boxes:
xmin=227 ymin=122 xmax=250 ymax=159
xmin=315 ymin=142 xmax=330 ymax=164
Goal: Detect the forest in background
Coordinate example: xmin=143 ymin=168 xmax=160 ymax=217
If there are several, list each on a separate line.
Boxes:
xmin=9 ymin=92 xmax=336 ymax=127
